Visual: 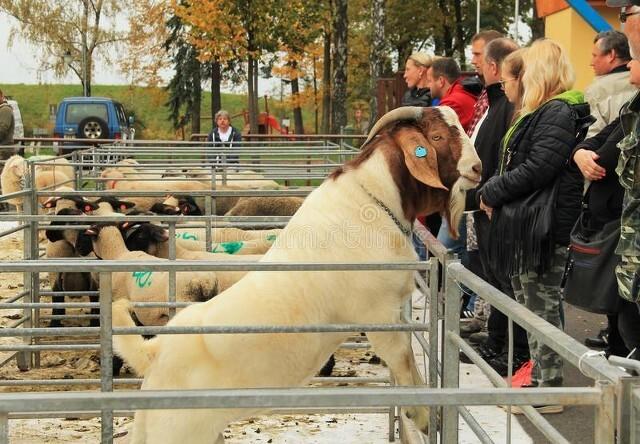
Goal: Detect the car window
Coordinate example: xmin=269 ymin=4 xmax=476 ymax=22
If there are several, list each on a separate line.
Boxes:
xmin=65 ymin=103 xmax=109 ymax=125
xmin=115 ymin=103 xmax=127 ymax=126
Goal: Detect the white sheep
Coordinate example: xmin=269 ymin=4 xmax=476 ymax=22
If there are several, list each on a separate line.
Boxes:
xmin=1 ymin=154 xmax=74 ymax=212
xmin=111 ymin=106 xmax=482 ymax=443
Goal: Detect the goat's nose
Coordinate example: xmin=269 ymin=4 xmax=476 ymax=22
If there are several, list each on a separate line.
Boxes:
xmin=472 ymin=161 xmax=482 ymax=175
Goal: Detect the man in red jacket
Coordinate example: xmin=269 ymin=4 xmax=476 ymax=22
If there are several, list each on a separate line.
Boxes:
xmin=427 ymin=57 xmax=478 ymax=131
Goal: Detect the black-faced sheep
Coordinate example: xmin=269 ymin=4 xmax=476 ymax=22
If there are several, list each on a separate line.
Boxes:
xmin=112 ymin=106 xmax=482 ymax=443
xmin=76 ymin=223 xmax=219 ymax=326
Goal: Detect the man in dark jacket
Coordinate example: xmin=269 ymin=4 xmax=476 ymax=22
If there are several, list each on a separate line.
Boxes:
xmin=460 ymin=38 xmax=530 ymax=376
xmin=607 ymin=0 xmax=640 ymax=307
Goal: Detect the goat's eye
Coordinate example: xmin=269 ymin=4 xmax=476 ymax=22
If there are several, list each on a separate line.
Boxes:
xmin=431 ymin=135 xmax=443 ymax=141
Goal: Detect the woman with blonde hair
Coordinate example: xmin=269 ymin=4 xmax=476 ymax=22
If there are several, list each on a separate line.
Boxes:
xmin=500 ymin=48 xmax=527 ymax=120
xmin=478 ymin=39 xmax=593 ymax=405
xmin=402 ymin=52 xmax=434 ymax=107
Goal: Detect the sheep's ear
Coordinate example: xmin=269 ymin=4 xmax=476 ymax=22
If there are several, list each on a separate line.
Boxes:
xmin=81 ymin=202 xmax=99 ymax=213
xmin=75 ymin=232 xmax=94 ymax=256
xmin=152 ymin=226 xmax=169 ymax=242
xmin=85 ymin=225 xmax=100 ymax=236
xmin=119 ymin=200 xmax=136 ymax=210
xmin=45 ymin=229 xmax=64 ymax=243
xmin=42 ymin=197 xmax=60 ymax=209
xmin=393 ymin=126 xmax=447 ymax=191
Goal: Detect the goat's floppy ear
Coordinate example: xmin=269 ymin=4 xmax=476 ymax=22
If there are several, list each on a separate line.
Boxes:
xmin=75 ymin=231 xmax=95 ymax=256
xmin=45 ymin=229 xmax=64 ymax=243
xmin=392 ymin=126 xmax=447 ymax=190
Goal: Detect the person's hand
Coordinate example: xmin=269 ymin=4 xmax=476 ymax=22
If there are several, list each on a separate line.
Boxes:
xmin=573 ymin=148 xmax=606 ymax=181
xmin=479 ymin=196 xmax=493 ymax=220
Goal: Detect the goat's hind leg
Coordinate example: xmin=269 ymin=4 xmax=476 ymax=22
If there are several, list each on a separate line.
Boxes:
xmin=367 ymin=330 xmax=430 ymax=435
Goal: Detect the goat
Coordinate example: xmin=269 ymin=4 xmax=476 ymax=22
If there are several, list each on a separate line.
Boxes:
xmin=112 ymin=106 xmax=482 ymax=443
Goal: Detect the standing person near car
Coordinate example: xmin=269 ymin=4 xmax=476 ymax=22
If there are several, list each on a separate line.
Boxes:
xmin=206 ymin=110 xmax=242 ymax=164
xmin=0 ymin=89 xmax=15 ymax=201
xmin=479 ymin=39 xmax=591 ymax=405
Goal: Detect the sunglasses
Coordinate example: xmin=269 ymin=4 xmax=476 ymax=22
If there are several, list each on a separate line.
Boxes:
xmin=620 ymin=8 xmax=640 ymax=23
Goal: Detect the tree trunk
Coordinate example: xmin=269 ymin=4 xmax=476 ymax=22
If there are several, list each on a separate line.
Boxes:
xmin=369 ymin=0 xmax=385 ymax=128
xmin=396 ymin=43 xmax=411 ymax=72
xmin=453 ymin=0 xmax=465 ymax=66
xmin=247 ymin=55 xmax=258 ymax=134
xmin=321 ymin=28 xmax=332 ymax=134
xmin=290 ymin=61 xmax=304 ymax=134
xmin=211 ymin=61 xmax=222 ymax=122
xmin=82 ymin=0 xmax=90 ymax=97
xmin=313 ymin=55 xmax=319 ymax=134
xmin=435 ymin=0 xmax=453 ymax=57
xmin=331 ymin=0 xmax=348 ymax=134
xmin=191 ymin=54 xmax=202 ymax=135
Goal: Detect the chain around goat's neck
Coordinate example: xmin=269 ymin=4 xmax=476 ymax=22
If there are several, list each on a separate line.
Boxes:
xmin=358 ymin=183 xmax=412 ymax=238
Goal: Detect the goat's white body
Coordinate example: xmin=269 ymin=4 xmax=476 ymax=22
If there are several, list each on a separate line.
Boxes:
xmin=117 ymin=151 xmax=427 ymax=443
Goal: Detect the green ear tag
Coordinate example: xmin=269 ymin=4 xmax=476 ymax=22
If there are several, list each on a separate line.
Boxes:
xmin=415 ymin=146 xmax=427 ymax=158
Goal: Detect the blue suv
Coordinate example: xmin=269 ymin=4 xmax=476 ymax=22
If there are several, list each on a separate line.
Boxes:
xmin=53 ymin=97 xmax=133 ymax=142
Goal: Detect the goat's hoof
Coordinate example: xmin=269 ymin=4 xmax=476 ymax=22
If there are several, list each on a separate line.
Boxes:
xmin=318 ymin=354 xmax=335 ymax=377
xmin=406 ymin=406 xmax=430 ymax=435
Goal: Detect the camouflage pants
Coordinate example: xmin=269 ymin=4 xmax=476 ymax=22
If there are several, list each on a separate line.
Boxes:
xmin=617 ymin=255 xmax=640 ymax=302
xmin=511 ymin=246 xmax=566 ymax=387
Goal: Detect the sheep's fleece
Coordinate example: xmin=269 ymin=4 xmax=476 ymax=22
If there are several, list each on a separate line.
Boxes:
xmin=112 ymin=106 xmax=482 ymax=444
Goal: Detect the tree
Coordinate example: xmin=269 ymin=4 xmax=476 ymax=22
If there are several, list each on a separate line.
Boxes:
xmin=165 ymin=11 xmax=202 ymax=135
xmin=332 ymin=0 xmax=348 ymax=134
xmin=0 ymin=0 xmax=126 ymax=96
xmin=369 ymin=0 xmax=385 ymax=127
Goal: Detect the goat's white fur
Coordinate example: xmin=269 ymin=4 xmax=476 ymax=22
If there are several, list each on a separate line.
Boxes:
xmin=113 ymin=108 xmax=481 ymax=443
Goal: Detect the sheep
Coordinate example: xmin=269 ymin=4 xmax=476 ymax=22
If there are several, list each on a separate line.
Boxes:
xmin=42 ymin=186 xmax=100 ymax=215
xmin=174 ymin=226 xmax=280 ymax=255
xmin=120 ymin=221 xmax=261 ymax=291
xmin=110 ymin=105 xmax=482 ymax=443
xmin=1 ymin=155 xmax=74 ymax=212
xmin=224 ymin=196 xmax=304 ymax=217
xmin=76 ymin=223 xmax=219 ymax=326
xmin=44 ymin=208 xmax=99 ymax=328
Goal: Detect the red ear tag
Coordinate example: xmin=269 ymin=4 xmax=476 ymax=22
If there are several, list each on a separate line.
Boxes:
xmin=120 ymin=204 xmax=127 ymax=211
xmin=84 ymin=205 xmax=92 ymax=213
xmin=122 ymin=222 xmax=130 ymax=229
xmin=44 ymin=202 xmax=53 ymax=208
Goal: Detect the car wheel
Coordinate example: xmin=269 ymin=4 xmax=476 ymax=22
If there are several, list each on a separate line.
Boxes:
xmin=77 ymin=117 xmax=109 ymax=139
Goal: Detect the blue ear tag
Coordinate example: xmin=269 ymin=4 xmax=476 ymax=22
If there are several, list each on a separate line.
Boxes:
xmin=415 ymin=145 xmax=427 ymax=158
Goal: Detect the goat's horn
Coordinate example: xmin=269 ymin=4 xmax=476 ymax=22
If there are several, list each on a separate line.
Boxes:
xmin=361 ymin=106 xmax=424 ymax=148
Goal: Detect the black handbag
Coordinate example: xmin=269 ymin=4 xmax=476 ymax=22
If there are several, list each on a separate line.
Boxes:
xmin=562 ymin=212 xmax=621 ymax=314
xmin=488 ymin=177 xmax=560 ymax=275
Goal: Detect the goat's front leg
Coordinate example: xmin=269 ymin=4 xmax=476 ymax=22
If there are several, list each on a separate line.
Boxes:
xmin=367 ymin=330 xmax=430 ymax=435
xmin=49 ymin=278 xmax=64 ymax=328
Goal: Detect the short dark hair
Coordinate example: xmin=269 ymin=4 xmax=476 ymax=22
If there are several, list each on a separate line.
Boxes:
xmin=471 ymin=30 xmax=503 ymax=44
xmin=594 ymin=30 xmax=631 ymax=61
xmin=430 ymin=57 xmax=461 ymax=83
xmin=485 ymin=38 xmax=519 ymax=66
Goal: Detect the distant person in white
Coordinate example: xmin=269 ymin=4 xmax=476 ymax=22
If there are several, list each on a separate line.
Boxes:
xmin=206 ymin=109 xmax=242 ymax=164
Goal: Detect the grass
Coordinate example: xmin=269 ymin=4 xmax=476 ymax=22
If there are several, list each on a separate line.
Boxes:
xmin=0 ymin=83 xmax=321 ymax=140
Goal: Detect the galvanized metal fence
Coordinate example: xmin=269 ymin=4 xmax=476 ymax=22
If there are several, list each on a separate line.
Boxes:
xmin=0 ymin=141 xmax=636 ymax=443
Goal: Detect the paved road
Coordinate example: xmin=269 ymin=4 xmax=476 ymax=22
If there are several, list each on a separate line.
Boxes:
xmin=515 ymin=304 xmax=608 ymax=443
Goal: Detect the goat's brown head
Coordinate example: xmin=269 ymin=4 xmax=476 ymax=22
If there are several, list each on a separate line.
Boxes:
xmin=332 ymin=106 xmax=481 ymax=238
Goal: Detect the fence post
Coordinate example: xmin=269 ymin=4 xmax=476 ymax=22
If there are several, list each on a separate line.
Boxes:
xmin=618 ymin=377 xmax=640 ymax=444
xmin=99 ymin=272 xmax=114 ymax=444
xmin=595 ymin=380 xmax=616 ymax=444
xmin=0 ymin=411 xmax=8 ymax=444
xmin=442 ymin=259 xmax=461 ymax=443
xmin=428 ymin=257 xmax=440 ymax=444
